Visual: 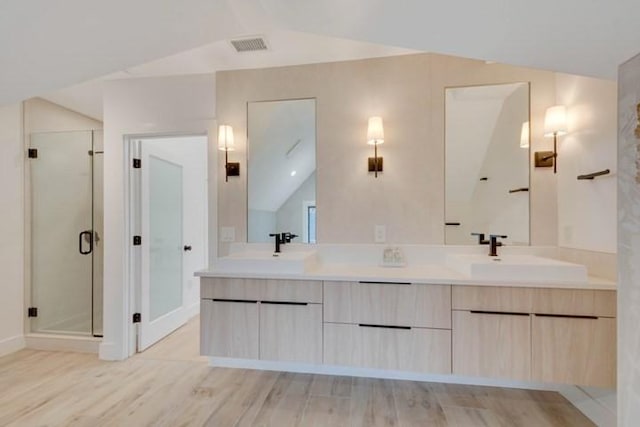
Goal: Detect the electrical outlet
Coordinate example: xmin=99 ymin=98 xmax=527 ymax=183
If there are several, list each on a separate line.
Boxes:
xmin=374 ymin=225 xmax=386 ymax=243
xmin=220 ymin=226 xmax=235 ymax=243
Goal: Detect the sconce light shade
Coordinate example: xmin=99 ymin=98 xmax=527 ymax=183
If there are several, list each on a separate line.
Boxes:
xmin=218 ymin=124 xmax=235 ymax=151
xmin=520 ymin=121 xmax=530 ymax=148
xmin=544 ymin=105 xmax=567 ymax=137
xmin=367 ymin=116 xmax=384 ymax=145
xmin=218 ymin=124 xmax=239 ymax=182
xmin=367 ymin=116 xmax=384 ymax=178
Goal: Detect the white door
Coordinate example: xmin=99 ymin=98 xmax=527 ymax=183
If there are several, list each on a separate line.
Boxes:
xmin=137 ymin=136 xmax=207 ymax=351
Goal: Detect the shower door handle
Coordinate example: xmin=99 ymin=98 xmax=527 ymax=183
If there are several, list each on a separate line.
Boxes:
xmin=79 ymin=230 xmax=93 ymax=255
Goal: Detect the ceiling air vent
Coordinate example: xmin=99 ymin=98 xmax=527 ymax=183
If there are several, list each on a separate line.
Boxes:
xmin=230 ymin=37 xmax=268 ymax=53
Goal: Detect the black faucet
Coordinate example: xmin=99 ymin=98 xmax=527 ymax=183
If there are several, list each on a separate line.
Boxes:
xmin=488 ymin=234 xmax=507 ymax=257
xmin=269 ymin=233 xmax=284 ymax=253
xmin=281 ymin=232 xmax=299 ymax=243
xmin=471 ymin=232 xmax=489 ymax=245
xmin=269 ymin=232 xmax=299 ymax=253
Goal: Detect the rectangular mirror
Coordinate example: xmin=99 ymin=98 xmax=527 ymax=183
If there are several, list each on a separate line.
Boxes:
xmin=247 ymin=99 xmax=317 ymax=243
xmin=445 ymin=83 xmax=530 ymax=245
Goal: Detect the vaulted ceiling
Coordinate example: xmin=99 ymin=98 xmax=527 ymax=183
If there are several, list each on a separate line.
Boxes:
xmin=2 ymin=0 xmax=639 ymax=108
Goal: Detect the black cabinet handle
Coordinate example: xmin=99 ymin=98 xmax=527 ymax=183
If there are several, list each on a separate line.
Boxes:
xmin=260 ymin=301 xmax=308 ymax=306
xmin=358 ymin=281 xmax=412 ymax=286
xmin=534 ymin=313 xmax=599 ymax=320
xmin=79 ymin=230 xmax=93 ymax=255
xmin=183 ymin=245 xmax=192 ymax=251
xmin=212 ymin=298 xmax=258 ymax=304
xmin=470 ymin=310 xmax=530 ymax=317
xmin=358 ymin=324 xmax=411 ymax=330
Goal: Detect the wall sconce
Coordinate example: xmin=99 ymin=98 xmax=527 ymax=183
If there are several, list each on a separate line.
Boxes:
xmin=367 ymin=116 xmax=384 ymax=178
xmin=536 ymin=105 xmax=567 ymax=174
xmin=218 ymin=124 xmax=240 ymax=182
xmin=520 ymin=121 xmax=530 ymax=148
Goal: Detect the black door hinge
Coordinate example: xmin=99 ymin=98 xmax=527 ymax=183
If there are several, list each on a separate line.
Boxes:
xmin=133 ymin=235 xmax=142 ymax=246
xmin=28 ymin=307 xmax=38 ymax=317
xmin=132 ymin=313 xmax=141 ymax=323
xmin=28 ymin=149 xmax=38 ymax=159
xmin=133 ymin=158 xmax=141 ymax=169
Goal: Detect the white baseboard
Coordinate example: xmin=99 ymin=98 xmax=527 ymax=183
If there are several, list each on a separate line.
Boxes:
xmin=0 ymin=335 xmax=26 ymax=357
xmin=186 ymin=301 xmax=200 ymax=319
xmin=26 ymin=334 xmax=101 ymax=354
xmin=209 ymin=357 xmax=615 ymax=427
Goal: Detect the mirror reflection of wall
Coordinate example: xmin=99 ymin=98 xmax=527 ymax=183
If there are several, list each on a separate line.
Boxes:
xmin=247 ymin=99 xmax=317 ymax=244
xmin=445 ymin=83 xmax=530 ymax=245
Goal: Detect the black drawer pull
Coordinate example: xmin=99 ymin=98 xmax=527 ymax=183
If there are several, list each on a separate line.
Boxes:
xmin=535 ymin=313 xmax=599 ymax=320
xmin=358 ymin=323 xmax=411 ymax=330
xmin=470 ymin=310 xmax=530 ymax=317
xmin=260 ymin=301 xmax=308 ymax=306
xmin=445 ymin=222 xmax=461 ymax=226
xmin=358 ymin=281 xmax=412 ymax=286
xmin=212 ymin=299 xmax=258 ymax=304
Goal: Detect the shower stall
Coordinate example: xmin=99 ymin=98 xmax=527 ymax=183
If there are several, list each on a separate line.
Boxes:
xmin=29 ymin=130 xmax=103 ymax=337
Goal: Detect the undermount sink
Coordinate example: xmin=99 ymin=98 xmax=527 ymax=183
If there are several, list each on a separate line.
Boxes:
xmin=446 ymin=254 xmax=588 ymax=283
xmin=215 ymin=250 xmax=317 ymax=274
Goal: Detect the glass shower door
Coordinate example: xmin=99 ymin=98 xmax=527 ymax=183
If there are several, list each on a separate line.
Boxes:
xmin=30 ymin=131 xmax=94 ymax=335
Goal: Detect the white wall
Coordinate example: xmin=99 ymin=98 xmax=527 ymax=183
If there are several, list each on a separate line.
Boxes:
xmin=102 ymin=74 xmax=216 ymax=360
xmin=555 ymin=74 xmax=617 ymax=253
xmin=24 ymin=98 xmax=102 ymax=133
xmin=617 ymin=52 xmax=640 ymax=426
xmin=0 ymin=103 xmax=25 ymax=356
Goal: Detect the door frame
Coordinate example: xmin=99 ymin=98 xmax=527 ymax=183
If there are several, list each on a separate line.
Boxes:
xmin=123 ymin=132 xmax=208 ymax=356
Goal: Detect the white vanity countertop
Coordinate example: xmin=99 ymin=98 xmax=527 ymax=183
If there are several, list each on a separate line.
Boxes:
xmin=195 ymin=263 xmax=616 ymax=290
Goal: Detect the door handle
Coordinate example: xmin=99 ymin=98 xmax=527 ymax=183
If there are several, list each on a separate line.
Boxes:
xmin=183 ymin=245 xmax=192 ymax=252
xmin=79 ymin=230 xmax=93 ymax=255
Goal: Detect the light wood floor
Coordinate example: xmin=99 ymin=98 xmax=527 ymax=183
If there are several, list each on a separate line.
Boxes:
xmin=0 ymin=317 xmax=595 ymax=427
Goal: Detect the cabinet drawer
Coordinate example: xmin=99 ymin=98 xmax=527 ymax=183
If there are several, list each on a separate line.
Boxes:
xmin=200 ymin=299 xmax=259 ymax=359
xmin=533 ymin=289 xmax=616 ymax=317
xmin=324 ymin=323 xmax=451 ymax=374
xmin=452 ymin=310 xmax=531 ymax=381
xmin=201 ymin=277 xmax=321 ymax=303
xmin=532 ymin=315 xmax=616 ymax=387
xmin=452 ymin=286 xmax=533 ymax=313
xmin=260 ymin=303 xmax=322 ymax=364
xmin=324 ymin=281 xmax=451 ymax=329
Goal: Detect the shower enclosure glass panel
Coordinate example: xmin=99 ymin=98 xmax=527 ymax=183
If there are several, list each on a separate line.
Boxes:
xmin=30 ymin=130 xmax=103 ymax=336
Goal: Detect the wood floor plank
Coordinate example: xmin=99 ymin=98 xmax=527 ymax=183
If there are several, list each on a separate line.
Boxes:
xmin=350 ymin=377 xmax=399 ymax=427
xmin=392 ymin=380 xmax=448 ymax=426
xmin=309 ymin=374 xmax=352 ymax=398
xmin=298 ymin=395 xmax=351 ymax=427
xmin=244 ymin=372 xmax=314 ymax=427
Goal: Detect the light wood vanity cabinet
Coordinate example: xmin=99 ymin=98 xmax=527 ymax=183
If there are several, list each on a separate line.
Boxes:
xmin=200 ymin=278 xmax=322 ymax=364
xmin=259 ymin=302 xmax=322 ymax=363
xmin=452 ymin=286 xmax=616 ymax=387
xmin=452 ymin=310 xmax=531 ymax=380
xmin=201 ymin=299 xmax=259 ymax=359
xmin=531 ymin=288 xmax=616 ymax=387
xmin=323 ymin=281 xmax=452 ymax=374
xmin=324 ymin=281 xmax=451 ymax=329
xmin=201 ymin=276 xmax=615 ymax=388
